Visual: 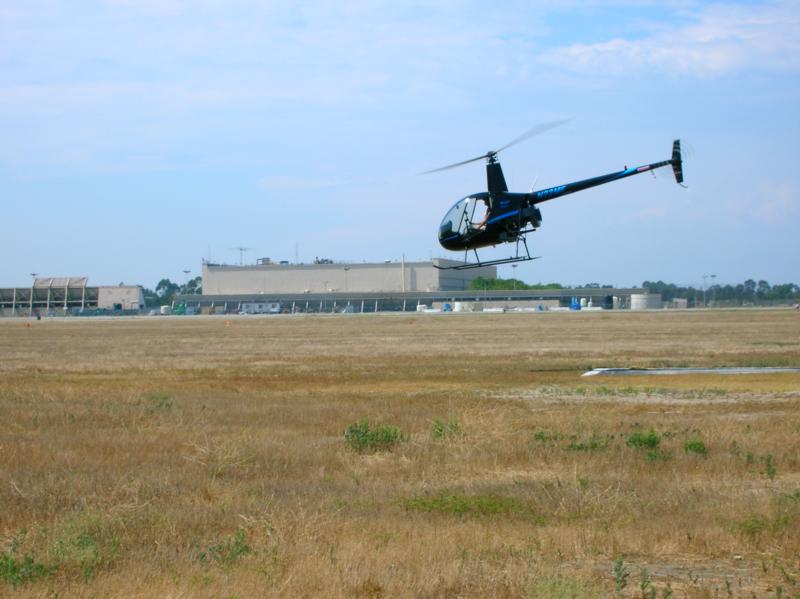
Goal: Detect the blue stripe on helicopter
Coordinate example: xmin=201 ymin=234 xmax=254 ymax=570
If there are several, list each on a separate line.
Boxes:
xmin=486 ymin=210 xmax=519 ymax=225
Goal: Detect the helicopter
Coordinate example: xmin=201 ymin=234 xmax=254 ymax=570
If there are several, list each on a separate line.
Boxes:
xmin=427 ymin=121 xmax=684 ymax=270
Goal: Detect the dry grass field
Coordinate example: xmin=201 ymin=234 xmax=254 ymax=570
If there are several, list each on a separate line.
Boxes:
xmin=1 ymin=309 xmax=799 ymax=598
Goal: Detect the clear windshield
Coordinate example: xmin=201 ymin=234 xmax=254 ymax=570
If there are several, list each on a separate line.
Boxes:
xmin=439 ymin=196 xmax=486 ymax=238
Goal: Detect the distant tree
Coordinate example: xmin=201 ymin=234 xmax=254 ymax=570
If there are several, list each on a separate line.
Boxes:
xmin=743 ymin=279 xmax=756 ymax=303
xmin=155 ymin=278 xmax=180 ymax=304
xmin=142 ymin=287 xmax=159 ymax=308
xmin=183 ymin=276 xmax=203 ymax=295
xmin=468 ymin=277 xmax=564 ymax=291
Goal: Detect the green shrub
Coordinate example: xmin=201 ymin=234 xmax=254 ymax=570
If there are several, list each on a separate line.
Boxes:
xmin=566 ymin=432 xmax=610 ymax=452
xmin=344 ymin=419 xmax=404 ymax=453
xmin=195 ymin=529 xmax=251 ymax=566
xmin=683 ymin=439 xmax=708 ymax=456
xmin=0 ymin=553 xmax=55 ymax=586
xmin=533 ymin=430 xmax=563 ymax=443
xmin=626 ymin=429 xmax=660 ymax=450
xmin=763 ymin=454 xmax=777 ymax=479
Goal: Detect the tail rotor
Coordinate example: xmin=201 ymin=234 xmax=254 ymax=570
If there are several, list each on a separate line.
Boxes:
xmin=671 ymin=139 xmax=685 ymax=186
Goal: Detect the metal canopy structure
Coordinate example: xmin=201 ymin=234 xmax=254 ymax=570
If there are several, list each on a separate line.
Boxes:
xmin=176 ymin=287 xmax=645 ymax=314
xmin=0 ymin=277 xmax=96 ymax=315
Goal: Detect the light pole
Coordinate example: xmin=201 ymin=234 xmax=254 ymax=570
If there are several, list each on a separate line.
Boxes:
xmin=30 ymin=272 xmax=38 ymax=316
xmin=343 ymin=266 xmax=350 ymax=293
xmin=710 ymin=274 xmax=717 ymax=306
xmin=702 ymin=274 xmax=709 ymax=307
xmin=182 ymin=270 xmax=191 ymax=294
xmin=511 ymin=264 xmax=518 ymax=291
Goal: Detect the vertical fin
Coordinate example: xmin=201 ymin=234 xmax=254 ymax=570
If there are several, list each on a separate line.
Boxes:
xmin=486 ymin=162 xmax=508 ymax=193
xmin=671 ymin=139 xmax=684 ymax=184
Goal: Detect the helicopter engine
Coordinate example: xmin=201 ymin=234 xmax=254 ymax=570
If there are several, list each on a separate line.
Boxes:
xmin=522 ymin=205 xmax=542 ymax=229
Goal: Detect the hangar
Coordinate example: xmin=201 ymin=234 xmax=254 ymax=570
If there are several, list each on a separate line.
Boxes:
xmin=201 ymin=258 xmax=496 ymax=295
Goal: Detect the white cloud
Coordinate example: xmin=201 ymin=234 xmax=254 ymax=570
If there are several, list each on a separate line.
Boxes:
xmin=539 ymin=1 xmax=800 ymax=77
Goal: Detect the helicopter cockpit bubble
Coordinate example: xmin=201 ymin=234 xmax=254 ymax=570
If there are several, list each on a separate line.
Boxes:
xmin=438 ymin=195 xmax=487 ymax=241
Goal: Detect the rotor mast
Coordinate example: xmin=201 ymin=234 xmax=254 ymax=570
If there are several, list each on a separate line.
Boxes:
xmin=485 ymin=151 xmax=508 ymax=193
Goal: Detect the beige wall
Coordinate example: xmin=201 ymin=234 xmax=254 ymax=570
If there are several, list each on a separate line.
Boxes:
xmin=202 ymin=260 xmax=496 ymax=295
xmin=98 ymin=286 xmax=144 ymax=310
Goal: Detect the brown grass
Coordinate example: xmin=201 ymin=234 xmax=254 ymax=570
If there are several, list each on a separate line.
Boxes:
xmin=1 ymin=309 xmax=799 ymax=597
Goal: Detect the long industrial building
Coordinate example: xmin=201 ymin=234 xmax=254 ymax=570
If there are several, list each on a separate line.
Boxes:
xmin=201 ymin=258 xmax=495 ymax=295
xmin=181 ymin=258 xmax=650 ymax=314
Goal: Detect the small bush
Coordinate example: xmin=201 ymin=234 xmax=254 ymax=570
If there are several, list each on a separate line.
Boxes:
xmin=566 ymin=432 xmax=610 ymax=452
xmin=612 ymin=555 xmax=629 ymax=597
xmin=645 ymin=449 xmax=673 ymax=463
xmin=344 ymin=419 xmax=404 ymax=453
xmin=0 ymin=553 xmax=55 ymax=586
xmin=763 ymin=454 xmax=777 ymax=479
xmin=626 ymin=429 xmax=660 ymax=450
xmin=431 ymin=415 xmax=463 ymax=440
xmin=683 ymin=439 xmax=708 ymax=456
xmin=195 ymin=529 xmax=251 ymax=566
xmin=533 ymin=430 xmax=563 ymax=443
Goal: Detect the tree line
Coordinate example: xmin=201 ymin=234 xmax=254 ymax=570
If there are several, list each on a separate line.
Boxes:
xmin=142 ymin=277 xmax=202 ymax=307
xmin=469 ymin=276 xmax=800 ymax=306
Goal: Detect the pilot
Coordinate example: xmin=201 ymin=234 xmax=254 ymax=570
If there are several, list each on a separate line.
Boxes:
xmin=471 ymin=198 xmax=490 ymax=229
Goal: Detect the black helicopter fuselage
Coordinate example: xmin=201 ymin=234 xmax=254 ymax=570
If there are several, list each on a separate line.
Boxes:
xmin=438 ymin=141 xmax=683 ymax=253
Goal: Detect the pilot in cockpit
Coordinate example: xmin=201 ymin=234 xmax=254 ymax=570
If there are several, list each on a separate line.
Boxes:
xmin=470 ymin=197 xmax=490 ymax=229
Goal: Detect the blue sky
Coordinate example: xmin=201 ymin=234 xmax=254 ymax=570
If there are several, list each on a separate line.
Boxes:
xmin=2 ymin=0 xmax=798 ymax=289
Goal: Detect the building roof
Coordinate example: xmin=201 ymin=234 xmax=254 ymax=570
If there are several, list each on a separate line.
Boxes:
xmin=33 ymin=277 xmax=88 ymax=288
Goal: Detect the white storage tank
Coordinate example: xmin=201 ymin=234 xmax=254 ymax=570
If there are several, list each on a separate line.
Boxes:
xmin=630 ymin=293 xmax=662 ymax=310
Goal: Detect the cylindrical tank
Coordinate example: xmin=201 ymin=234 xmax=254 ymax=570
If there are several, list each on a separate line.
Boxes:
xmin=630 ymin=293 xmax=662 ymax=310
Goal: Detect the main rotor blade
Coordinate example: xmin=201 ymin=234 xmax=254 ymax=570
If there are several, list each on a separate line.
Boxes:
xmin=421 ymin=118 xmax=571 ymax=175
xmin=420 ymin=153 xmax=490 ymax=174
xmin=495 ymin=118 xmax=572 ymax=153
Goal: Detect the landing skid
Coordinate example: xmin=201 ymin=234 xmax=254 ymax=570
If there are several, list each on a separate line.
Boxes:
xmin=434 ymin=236 xmax=540 ymax=271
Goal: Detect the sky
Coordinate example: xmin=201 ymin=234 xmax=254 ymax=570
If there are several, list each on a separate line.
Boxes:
xmin=2 ymin=0 xmax=799 ymax=289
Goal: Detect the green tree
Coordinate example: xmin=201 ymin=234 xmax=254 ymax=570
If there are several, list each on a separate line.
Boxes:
xmin=155 ymin=279 xmax=180 ymax=304
xmin=183 ymin=276 xmax=203 ymax=295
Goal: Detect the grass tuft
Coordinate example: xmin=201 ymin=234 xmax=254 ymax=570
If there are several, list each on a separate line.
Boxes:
xmin=627 ymin=429 xmax=661 ymax=450
xmin=526 ymin=575 xmax=604 ymax=598
xmin=194 ymin=529 xmax=252 ymax=566
xmin=431 ymin=415 xmax=463 ymax=440
xmin=684 ymin=438 xmax=708 ymax=456
xmin=344 ymin=419 xmax=405 ymax=453
xmin=401 ymin=491 xmax=541 ymax=520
